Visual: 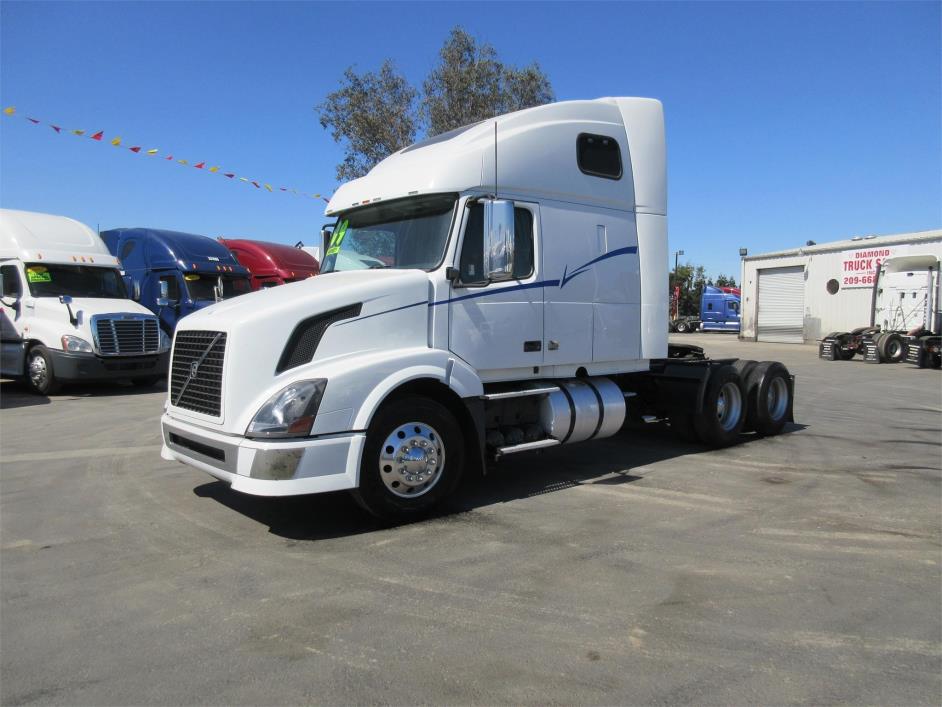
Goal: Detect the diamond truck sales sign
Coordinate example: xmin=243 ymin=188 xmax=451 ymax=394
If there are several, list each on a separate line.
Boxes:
xmin=840 ymin=246 xmax=897 ymax=289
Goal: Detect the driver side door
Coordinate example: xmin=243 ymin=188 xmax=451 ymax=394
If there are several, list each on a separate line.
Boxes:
xmin=0 ymin=264 xmax=25 ymax=376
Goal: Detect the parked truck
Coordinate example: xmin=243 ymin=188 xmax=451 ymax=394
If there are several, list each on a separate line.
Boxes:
xmin=159 ymin=97 xmax=795 ymax=521
xmin=671 ymin=285 xmax=741 ymax=333
xmin=217 ymin=237 xmax=319 ymax=290
xmin=0 ymin=209 xmax=170 ymax=394
xmin=819 ymin=254 xmax=941 ymax=368
xmin=100 ymin=228 xmax=251 ymax=334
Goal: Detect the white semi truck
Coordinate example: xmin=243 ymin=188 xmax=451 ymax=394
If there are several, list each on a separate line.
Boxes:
xmin=0 ymin=209 xmax=171 ymax=394
xmin=819 ymin=254 xmax=941 ymax=368
xmin=160 ymin=98 xmax=795 ymax=520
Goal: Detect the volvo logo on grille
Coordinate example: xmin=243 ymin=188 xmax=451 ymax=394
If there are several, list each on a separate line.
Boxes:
xmin=174 ymin=332 xmax=223 ymax=408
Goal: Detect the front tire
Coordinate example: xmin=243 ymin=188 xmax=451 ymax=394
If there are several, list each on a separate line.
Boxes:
xmin=26 ymin=345 xmax=61 ymax=395
xmin=675 ymin=321 xmax=690 ymax=333
xmin=352 ymin=396 xmax=465 ymax=522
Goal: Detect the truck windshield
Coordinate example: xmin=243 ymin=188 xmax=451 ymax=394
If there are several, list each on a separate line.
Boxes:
xmin=24 ymin=263 xmax=128 ymax=299
xmin=321 ymin=193 xmax=457 ymax=273
xmin=183 ymin=273 xmax=252 ymax=301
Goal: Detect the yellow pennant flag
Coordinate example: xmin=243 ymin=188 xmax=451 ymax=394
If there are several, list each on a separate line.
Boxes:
xmin=208 ymin=166 xmax=219 ymax=173
xmin=72 ymin=129 xmax=85 ymax=136
xmin=177 ymin=159 xmax=188 ymax=165
xmin=111 ymin=137 xmax=122 ymax=146
xmin=146 ymin=148 xmax=158 ymax=155
xmin=3 ymin=106 xmax=15 ymax=116
xmin=239 ymin=177 xmax=249 ymax=182
xmin=264 ymin=184 xmax=273 ymax=192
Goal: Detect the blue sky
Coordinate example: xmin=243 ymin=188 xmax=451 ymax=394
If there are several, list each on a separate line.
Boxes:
xmin=1 ymin=1 xmax=939 ymax=279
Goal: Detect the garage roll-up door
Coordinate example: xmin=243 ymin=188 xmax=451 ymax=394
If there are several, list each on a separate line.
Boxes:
xmin=757 ymin=266 xmax=805 ymax=343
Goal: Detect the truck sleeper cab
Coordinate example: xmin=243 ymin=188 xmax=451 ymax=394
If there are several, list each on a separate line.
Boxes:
xmin=101 ymin=228 xmax=251 ymax=334
xmin=217 ymin=237 xmax=320 ymax=290
xmin=160 ymin=98 xmax=795 ymax=521
xmin=672 ymin=285 xmax=741 ymax=333
xmin=0 ymin=209 xmax=170 ymax=394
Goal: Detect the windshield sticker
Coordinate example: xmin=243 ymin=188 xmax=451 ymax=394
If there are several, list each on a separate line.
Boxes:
xmin=26 ymin=266 xmax=51 ymax=283
xmin=325 ymin=220 xmax=348 ymax=257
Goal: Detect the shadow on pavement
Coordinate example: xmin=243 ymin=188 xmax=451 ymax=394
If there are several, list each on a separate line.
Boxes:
xmin=0 ymin=381 xmax=50 ymax=409
xmin=0 ymin=378 xmax=166 ymax=408
xmin=193 ymin=421 xmax=805 ymax=542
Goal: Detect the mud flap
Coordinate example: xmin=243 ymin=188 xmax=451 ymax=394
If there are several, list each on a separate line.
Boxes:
xmin=818 ymin=337 xmax=838 ymax=361
xmin=862 ymin=336 xmax=881 ymax=363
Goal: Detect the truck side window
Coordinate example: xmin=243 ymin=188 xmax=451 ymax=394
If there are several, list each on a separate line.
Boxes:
xmin=159 ymin=275 xmax=180 ymax=302
xmin=459 ymin=204 xmax=534 ymax=284
xmin=577 ymin=133 xmax=622 ymax=179
xmin=1 ymin=265 xmax=21 ymax=297
xmin=728 ymin=301 xmax=739 ymax=312
xmin=120 ymin=239 xmax=137 ymax=260
xmin=707 ymin=302 xmax=713 ymax=310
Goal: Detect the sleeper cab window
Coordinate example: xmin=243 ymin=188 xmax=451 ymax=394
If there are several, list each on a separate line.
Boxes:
xmin=577 ymin=133 xmax=622 ymax=180
xmin=459 ymin=204 xmax=534 ymax=284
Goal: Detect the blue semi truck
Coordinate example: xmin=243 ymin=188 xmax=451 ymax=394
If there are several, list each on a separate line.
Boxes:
xmin=671 ymin=285 xmax=741 ymax=333
xmin=101 ymin=228 xmax=251 ymax=334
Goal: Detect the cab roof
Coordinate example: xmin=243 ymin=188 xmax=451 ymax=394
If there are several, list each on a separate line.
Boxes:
xmin=102 ymin=227 xmax=247 ymax=274
xmin=0 ymin=208 xmax=119 ymax=267
xmin=217 ymin=238 xmax=320 ymax=277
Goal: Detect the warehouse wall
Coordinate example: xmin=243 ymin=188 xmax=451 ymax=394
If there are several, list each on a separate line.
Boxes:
xmin=741 ymin=235 xmax=942 ymax=342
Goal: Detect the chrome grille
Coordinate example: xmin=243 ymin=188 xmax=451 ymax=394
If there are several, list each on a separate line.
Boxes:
xmin=94 ymin=317 xmax=160 ymax=355
xmin=170 ymin=330 xmax=227 ymax=417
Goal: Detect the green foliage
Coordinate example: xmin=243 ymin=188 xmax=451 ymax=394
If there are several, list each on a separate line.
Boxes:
xmin=316 ymin=61 xmax=419 ymax=181
xmin=317 ymin=27 xmax=554 ymax=180
xmin=670 ymin=263 xmax=735 ymax=317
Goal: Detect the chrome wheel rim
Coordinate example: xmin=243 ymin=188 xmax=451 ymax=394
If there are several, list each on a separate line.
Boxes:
xmin=379 ymin=422 xmax=445 ymax=498
xmin=716 ymin=382 xmax=742 ymax=432
xmin=28 ymin=353 xmax=48 ymax=389
xmin=767 ymin=377 xmax=788 ymax=421
xmin=887 ymin=340 xmax=901 ymax=358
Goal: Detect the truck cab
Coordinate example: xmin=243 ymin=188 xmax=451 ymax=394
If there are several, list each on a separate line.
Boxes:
xmin=100 ymin=228 xmax=251 ymax=333
xmin=217 ymin=238 xmax=320 ymax=290
xmin=0 ymin=209 xmax=170 ymax=394
xmin=700 ymin=286 xmax=741 ymax=331
xmin=159 ymin=98 xmax=794 ymax=521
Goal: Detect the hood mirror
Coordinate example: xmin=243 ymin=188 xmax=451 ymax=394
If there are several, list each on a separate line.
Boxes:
xmin=483 ymin=200 xmax=515 ymax=281
xmin=156 ymin=280 xmax=169 ymax=307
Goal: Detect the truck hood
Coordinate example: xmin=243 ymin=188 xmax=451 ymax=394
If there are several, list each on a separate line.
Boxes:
xmin=171 ymin=268 xmax=432 ymax=428
xmin=30 ymin=296 xmax=156 ymax=328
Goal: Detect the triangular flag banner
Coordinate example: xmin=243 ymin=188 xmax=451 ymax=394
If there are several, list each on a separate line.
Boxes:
xmin=51 ymin=125 xmax=61 ymax=133
xmin=72 ymin=129 xmax=85 ymax=136
xmin=194 ymin=162 xmax=205 ymax=169
xmin=239 ymin=177 xmax=248 ymax=182
xmin=147 ymin=148 xmax=158 ymax=155
xmin=251 ymin=181 xmax=260 ymax=188
xmin=208 ymin=166 xmax=219 ymax=173
xmin=3 ymin=107 xmax=15 ymax=116
xmin=90 ymin=131 xmax=103 ymax=141
xmin=224 ymin=173 xmax=235 ymax=178
xmin=166 ymin=155 xmax=173 ymax=160
xmin=111 ymin=137 xmax=121 ymax=146
xmin=28 ymin=118 xmax=40 ymax=124
xmin=177 ymin=159 xmax=188 ymax=165
xmin=264 ymin=184 xmax=273 ymax=192
xmin=129 ymin=146 xmax=142 ymax=153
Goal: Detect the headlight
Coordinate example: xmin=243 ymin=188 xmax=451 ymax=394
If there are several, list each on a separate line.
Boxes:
xmin=246 ymin=379 xmax=327 ymax=439
xmin=61 ymin=335 xmax=93 ymax=353
xmin=159 ymin=329 xmax=171 ymax=352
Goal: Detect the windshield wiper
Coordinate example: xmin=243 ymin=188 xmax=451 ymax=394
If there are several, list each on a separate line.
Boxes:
xmin=368 ymin=263 xmax=391 ymax=269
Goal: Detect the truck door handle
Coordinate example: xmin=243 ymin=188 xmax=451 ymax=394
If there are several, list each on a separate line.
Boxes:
xmin=523 ymin=340 xmax=542 ymax=352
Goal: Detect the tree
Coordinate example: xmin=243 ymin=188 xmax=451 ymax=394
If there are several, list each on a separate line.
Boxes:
xmin=315 ymin=60 xmax=418 ymax=182
xmin=714 ymin=273 xmax=737 ymax=288
xmin=317 ymin=28 xmax=555 ymax=180
xmin=423 ymin=28 xmax=554 ymax=136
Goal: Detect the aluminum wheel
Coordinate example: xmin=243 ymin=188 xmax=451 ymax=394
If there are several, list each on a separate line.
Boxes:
xmin=28 ymin=352 xmax=49 ymax=390
xmin=715 ymin=381 xmax=743 ymax=432
xmin=378 ymin=422 xmax=445 ymax=499
xmin=766 ymin=376 xmax=789 ymax=421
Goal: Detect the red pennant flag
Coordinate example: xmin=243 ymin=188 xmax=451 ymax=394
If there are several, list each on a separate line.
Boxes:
xmin=224 ymin=173 xmax=235 ymax=178
xmin=166 ymin=155 xmax=173 ymax=160
xmin=129 ymin=146 xmax=142 ymax=153
xmin=193 ymin=162 xmax=205 ymax=169
xmin=90 ymin=131 xmax=103 ymax=140
xmin=50 ymin=125 xmax=61 ymax=133
xmin=27 ymin=118 xmax=40 ymax=124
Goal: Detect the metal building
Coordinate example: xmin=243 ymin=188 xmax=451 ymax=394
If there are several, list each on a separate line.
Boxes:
xmin=739 ymin=229 xmax=942 ymax=343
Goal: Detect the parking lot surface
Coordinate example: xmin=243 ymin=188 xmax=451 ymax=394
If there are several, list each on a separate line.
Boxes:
xmin=2 ymin=334 xmax=940 ymax=705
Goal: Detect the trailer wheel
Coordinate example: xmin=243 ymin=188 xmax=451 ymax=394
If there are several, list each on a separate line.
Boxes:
xmin=745 ymin=361 xmax=792 ymax=436
xmin=693 ymin=365 xmax=746 ymax=448
xmin=352 ymin=396 xmax=464 ymax=522
xmin=878 ymin=333 xmax=904 ymax=363
xmin=26 ymin=345 xmax=61 ymax=395
xmin=732 ymin=360 xmax=758 ymax=430
xmin=675 ymin=320 xmax=691 ymax=333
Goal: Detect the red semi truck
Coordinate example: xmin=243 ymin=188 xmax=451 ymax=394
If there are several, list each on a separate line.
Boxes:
xmin=217 ymin=238 xmax=320 ymax=291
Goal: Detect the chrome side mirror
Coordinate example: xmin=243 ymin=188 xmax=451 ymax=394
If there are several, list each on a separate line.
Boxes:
xmin=483 ymin=200 xmax=515 ymax=281
xmin=156 ymin=280 xmax=169 ymax=307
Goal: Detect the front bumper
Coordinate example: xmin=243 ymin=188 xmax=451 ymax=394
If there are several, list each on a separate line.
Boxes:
xmin=160 ymin=414 xmax=364 ymax=496
xmin=50 ymin=350 xmax=169 ymax=382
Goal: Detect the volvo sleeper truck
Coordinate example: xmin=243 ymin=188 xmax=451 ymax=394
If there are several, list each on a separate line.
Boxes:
xmin=0 ymin=209 xmax=170 ymax=394
xmin=101 ymin=228 xmax=251 ymax=334
xmin=671 ymin=285 xmax=741 ymax=333
xmin=819 ymin=254 xmax=941 ymax=367
xmin=160 ymin=98 xmax=795 ymax=520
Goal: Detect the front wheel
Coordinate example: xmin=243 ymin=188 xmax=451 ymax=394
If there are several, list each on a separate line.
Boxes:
xmin=676 ymin=321 xmax=691 ymax=333
xmin=351 ymin=396 xmax=465 ymax=522
xmin=26 ymin=345 xmax=61 ymax=395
